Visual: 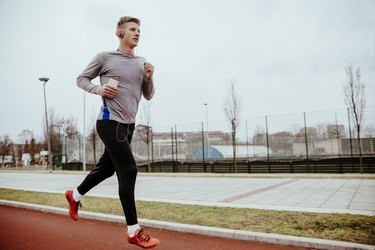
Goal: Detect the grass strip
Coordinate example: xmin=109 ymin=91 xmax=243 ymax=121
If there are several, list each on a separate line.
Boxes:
xmin=0 ymin=188 xmax=374 ymax=245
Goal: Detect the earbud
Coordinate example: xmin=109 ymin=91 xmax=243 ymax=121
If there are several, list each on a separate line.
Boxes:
xmin=116 ymin=28 xmax=124 ymax=38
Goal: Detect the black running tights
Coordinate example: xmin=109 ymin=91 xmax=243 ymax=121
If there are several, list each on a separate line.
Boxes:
xmin=77 ymin=120 xmax=138 ymax=225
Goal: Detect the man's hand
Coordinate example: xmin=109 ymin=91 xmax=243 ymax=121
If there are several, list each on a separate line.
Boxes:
xmin=144 ymin=61 xmax=154 ymax=80
xmin=99 ymin=84 xmax=118 ymax=98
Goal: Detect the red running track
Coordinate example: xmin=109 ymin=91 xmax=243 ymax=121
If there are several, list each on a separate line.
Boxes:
xmin=0 ymin=205 xmax=310 ymax=250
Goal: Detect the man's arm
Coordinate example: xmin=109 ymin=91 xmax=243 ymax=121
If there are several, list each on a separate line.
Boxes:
xmin=76 ymin=54 xmax=103 ymax=95
xmin=77 ymin=53 xmax=117 ymax=98
xmin=142 ymin=62 xmax=155 ymax=100
xmin=142 ymin=77 xmax=155 ymax=100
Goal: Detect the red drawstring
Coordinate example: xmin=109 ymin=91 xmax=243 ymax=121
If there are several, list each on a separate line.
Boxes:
xmin=113 ymin=57 xmax=141 ymax=143
xmin=116 ymin=122 xmax=130 ymax=143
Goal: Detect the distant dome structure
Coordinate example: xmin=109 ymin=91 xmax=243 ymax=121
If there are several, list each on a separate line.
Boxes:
xmin=194 ymin=146 xmax=224 ymax=159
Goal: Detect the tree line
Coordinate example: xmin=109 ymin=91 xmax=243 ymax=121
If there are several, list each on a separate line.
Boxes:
xmin=0 ymin=109 xmax=99 ymax=167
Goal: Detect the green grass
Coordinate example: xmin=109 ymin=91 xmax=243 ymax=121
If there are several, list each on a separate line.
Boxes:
xmin=0 ymin=188 xmax=374 ymax=245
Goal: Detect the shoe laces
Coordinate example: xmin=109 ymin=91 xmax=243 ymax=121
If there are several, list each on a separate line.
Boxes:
xmin=135 ymin=229 xmax=151 ymax=243
xmin=75 ymin=201 xmax=82 ymax=211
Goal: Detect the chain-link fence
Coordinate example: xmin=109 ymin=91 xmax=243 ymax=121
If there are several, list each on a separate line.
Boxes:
xmin=130 ymin=106 xmax=375 ymax=162
xmin=60 ymin=106 xmax=374 ymax=172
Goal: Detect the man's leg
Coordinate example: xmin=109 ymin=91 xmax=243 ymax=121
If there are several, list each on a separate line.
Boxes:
xmin=96 ymin=121 xmax=138 ymax=225
xmin=97 ymin=121 xmax=159 ymax=248
xmin=66 ymin=125 xmax=115 ymax=221
xmin=77 ymin=149 xmax=115 ymax=195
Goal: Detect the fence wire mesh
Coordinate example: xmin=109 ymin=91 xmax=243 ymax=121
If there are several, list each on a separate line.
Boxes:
xmin=61 ymin=106 xmax=374 ymax=166
xmin=129 ymin=106 xmax=375 ymax=163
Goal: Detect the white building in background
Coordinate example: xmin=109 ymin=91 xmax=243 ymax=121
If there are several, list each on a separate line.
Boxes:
xmin=0 ymin=155 xmax=13 ymax=165
xmin=314 ymin=139 xmax=341 ymax=155
xmin=292 ymin=143 xmax=314 ymax=156
xmin=21 ymin=153 xmax=31 ymax=168
xmin=292 ymin=139 xmax=342 ymax=156
xmin=212 ymin=145 xmax=271 ymax=158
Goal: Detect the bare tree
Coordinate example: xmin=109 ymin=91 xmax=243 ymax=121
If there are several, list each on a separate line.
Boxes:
xmin=344 ymin=64 xmax=366 ymax=173
xmin=88 ymin=125 xmax=98 ymax=168
xmin=63 ymin=116 xmax=80 ymax=139
xmin=223 ymin=80 xmax=242 ymax=173
xmin=138 ymin=102 xmax=152 ymax=172
xmin=30 ymin=137 xmax=36 ymax=163
xmin=62 ymin=116 xmax=80 ymax=165
xmin=87 ymin=114 xmax=99 ymax=168
xmin=18 ymin=129 xmax=33 ymax=145
xmin=47 ymin=109 xmax=65 ymax=166
xmin=363 ymin=124 xmax=375 ymax=138
xmin=0 ymin=135 xmax=13 ymax=166
xmin=42 ymin=109 xmax=81 ymax=167
xmin=41 ymin=108 xmax=56 ymax=167
xmin=18 ymin=129 xmax=33 ymax=162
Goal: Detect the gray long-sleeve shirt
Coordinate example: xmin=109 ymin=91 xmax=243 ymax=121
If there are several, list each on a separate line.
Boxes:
xmin=77 ymin=49 xmax=155 ymax=124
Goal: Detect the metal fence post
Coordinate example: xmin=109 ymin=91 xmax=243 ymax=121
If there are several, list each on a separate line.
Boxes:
xmin=151 ymin=129 xmax=154 ymax=172
xmin=247 ymin=160 xmax=251 ymax=173
xmin=347 ymin=108 xmax=354 ymax=172
xmin=175 ymin=124 xmax=178 ymax=172
xmin=246 ymin=120 xmax=249 ymax=159
xmin=303 ymin=112 xmax=310 ymax=172
xmin=171 ymin=127 xmax=175 ymax=172
xmin=290 ymin=160 xmax=294 ymax=173
xmin=335 ymin=113 xmax=343 ymax=174
xmin=265 ymin=116 xmax=270 ymax=173
xmin=202 ymin=122 xmax=206 ymax=172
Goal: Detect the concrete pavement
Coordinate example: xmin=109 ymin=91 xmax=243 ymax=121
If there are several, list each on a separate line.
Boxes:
xmin=0 ymin=171 xmax=374 ymax=215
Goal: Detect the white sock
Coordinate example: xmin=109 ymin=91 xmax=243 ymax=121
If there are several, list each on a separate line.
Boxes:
xmin=72 ymin=189 xmax=83 ymax=202
xmin=127 ymin=224 xmax=141 ymax=237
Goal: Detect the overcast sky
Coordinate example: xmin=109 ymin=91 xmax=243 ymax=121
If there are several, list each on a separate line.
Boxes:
xmin=1 ymin=0 xmax=374 ymax=141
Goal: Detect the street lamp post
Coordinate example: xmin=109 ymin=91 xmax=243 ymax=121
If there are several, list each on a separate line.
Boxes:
xmin=39 ymin=77 xmax=53 ymax=171
xmin=83 ymin=91 xmax=86 ymax=171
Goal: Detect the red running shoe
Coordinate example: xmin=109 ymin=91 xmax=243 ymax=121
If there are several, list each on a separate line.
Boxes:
xmin=126 ymin=228 xmax=160 ymax=249
xmin=65 ymin=189 xmax=81 ymax=221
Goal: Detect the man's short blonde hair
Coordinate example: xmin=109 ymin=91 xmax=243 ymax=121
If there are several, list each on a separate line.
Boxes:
xmin=117 ymin=16 xmax=141 ymax=28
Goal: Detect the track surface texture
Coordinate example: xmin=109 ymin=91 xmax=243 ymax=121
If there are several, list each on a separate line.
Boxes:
xmin=0 ymin=205 xmax=310 ymax=250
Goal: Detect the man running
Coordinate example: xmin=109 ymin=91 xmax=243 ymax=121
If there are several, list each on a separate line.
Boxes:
xmin=65 ymin=16 xmax=159 ymax=249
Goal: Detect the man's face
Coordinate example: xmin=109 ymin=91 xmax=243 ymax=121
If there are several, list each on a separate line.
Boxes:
xmin=121 ymin=22 xmax=140 ymax=48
